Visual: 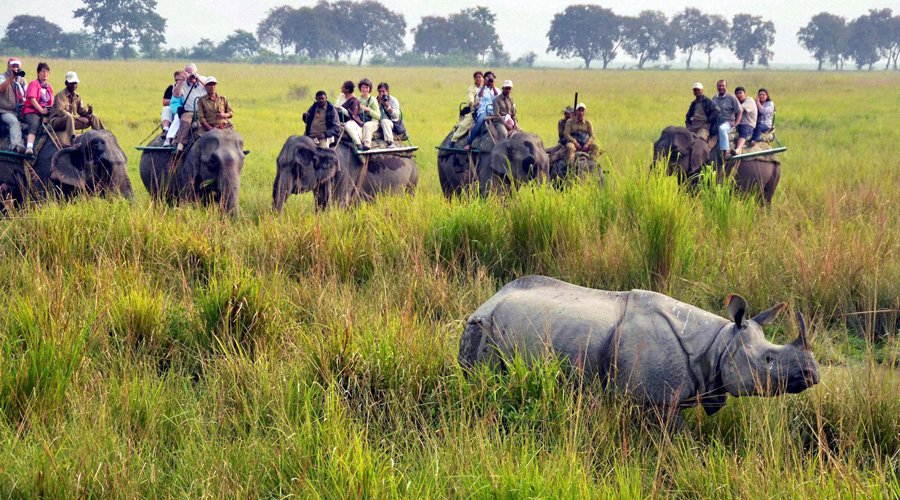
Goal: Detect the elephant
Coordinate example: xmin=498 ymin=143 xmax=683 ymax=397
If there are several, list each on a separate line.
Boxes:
xmin=653 ymin=126 xmax=781 ymax=205
xmin=437 ymin=122 xmax=508 ymax=198
xmin=479 ymin=132 xmax=550 ymax=196
xmin=272 ymin=135 xmax=418 ymax=211
xmin=33 ymin=129 xmax=132 ymax=200
xmin=140 ymin=128 xmax=245 ymax=215
xmin=547 ymin=146 xmax=603 ymax=186
xmin=0 ymin=156 xmax=38 ymax=213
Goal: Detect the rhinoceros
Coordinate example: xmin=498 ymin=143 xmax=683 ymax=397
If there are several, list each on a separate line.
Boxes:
xmin=458 ymin=275 xmax=819 ymax=415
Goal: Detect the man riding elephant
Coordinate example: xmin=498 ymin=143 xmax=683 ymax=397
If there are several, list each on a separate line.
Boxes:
xmin=685 ymin=82 xmax=719 ymax=141
xmin=563 ymin=103 xmax=602 ymax=165
xmin=0 ymin=58 xmax=27 ymax=153
xmin=50 ymin=71 xmax=105 ymax=147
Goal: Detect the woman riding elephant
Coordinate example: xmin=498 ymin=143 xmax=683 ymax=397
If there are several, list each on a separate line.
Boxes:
xmin=272 ymin=135 xmax=418 ymax=211
xmin=140 ymin=128 xmax=245 ymax=214
xmin=653 ymin=126 xmax=781 ymax=205
xmin=33 ymin=129 xmax=132 ymax=200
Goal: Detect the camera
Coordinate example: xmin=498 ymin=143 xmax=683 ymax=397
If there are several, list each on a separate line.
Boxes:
xmin=381 ymin=94 xmax=390 ymax=102
xmin=16 ymin=70 xmax=25 ymax=78
xmin=485 ymin=76 xmax=495 ymax=83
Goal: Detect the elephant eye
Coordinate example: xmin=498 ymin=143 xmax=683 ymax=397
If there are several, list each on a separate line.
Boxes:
xmin=765 ymin=354 xmax=774 ymax=365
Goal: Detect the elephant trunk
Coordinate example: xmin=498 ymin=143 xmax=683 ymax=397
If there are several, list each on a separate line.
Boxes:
xmin=219 ymin=161 xmax=241 ymax=215
xmin=272 ymin=167 xmax=295 ymax=212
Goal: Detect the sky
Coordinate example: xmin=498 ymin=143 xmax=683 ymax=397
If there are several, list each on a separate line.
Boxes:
xmin=1 ymin=0 xmax=897 ymax=65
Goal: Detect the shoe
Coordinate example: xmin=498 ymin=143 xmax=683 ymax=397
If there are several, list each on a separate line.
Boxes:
xmin=386 ymin=142 xmax=396 ymax=149
xmin=463 ymin=144 xmax=472 ymax=151
xmin=24 ymin=147 xmax=33 ymax=156
xmin=359 ymin=145 xmax=370 ymax=151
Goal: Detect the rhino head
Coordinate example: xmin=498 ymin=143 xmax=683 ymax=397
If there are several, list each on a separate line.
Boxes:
xmin=718 ymin=295 xmax=820 ymax=399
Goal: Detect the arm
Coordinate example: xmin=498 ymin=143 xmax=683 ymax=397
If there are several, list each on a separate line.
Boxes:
xmin=0 ymin=75 xmax=12 ymax=93
xmin=582 ymin=122 xmax=595 ymax=149
xmin=685 ymin=102 xmax=693 ymax=127
xmin=563 ymin=120 xmax=577 ymax=145
xmin=197 ymin=101 xmax=212 ymax=130
xmin=326 ymin=106 xmax=341 ymax=138
xmin=386 ymin=98 xmax=400 ymax=121
xmin=172 ymin=81 xmax=185 ymax=97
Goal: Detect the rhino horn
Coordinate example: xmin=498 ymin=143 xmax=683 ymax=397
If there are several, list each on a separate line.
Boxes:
xmin=793 ymin=310 xmax=810 ymax=351
xmin=725 ymin=293 xmax=748 ymax=327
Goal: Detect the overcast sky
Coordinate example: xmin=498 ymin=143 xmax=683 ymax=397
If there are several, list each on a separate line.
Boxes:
xmin=1 ymin=0 xmax=897 ymax=65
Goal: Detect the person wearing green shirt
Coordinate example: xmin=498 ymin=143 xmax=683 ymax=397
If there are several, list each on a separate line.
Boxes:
xmin=357 ymin=78 xmax=381 ymax=150
xmin=564 ymin=103 xmax=602 ymax=164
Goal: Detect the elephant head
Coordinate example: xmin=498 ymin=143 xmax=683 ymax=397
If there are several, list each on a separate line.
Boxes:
xmin=479 ymin=132 xmax=549 ymax=196
xmin=272 ymin=135 xmax=339 ymax=211
xmin=180 ymin=129 xmax=245 ymax=214
xmin=652 ymin=126 xmax=711 ymax=182
xmin=49 ymin=130 xmax=132 ymax=199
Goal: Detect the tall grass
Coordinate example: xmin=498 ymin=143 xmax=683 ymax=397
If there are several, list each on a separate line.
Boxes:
xmin=0 ymin=63 xmax=897 ymax=495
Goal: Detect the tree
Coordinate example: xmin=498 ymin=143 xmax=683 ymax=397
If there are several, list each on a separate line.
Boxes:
xmin=729 ymin=14 xmax=775 ymax=70
xmin=797 ymin=13 xmax=847 ymax=70
xmin=284 ymin=2 xmax=347 ymax=61
xmin=547 ymin=5 xmax=623 ymax=69
xmin=2 ymin=15 xmax=63 ymax=56
xmin=846 ymin=10 xmax=888 ymax=70
xmin=189 ymin=38 xmax=217 ymax=61
xmin=512 ymin=51 xmax=538 ymax=68
xmin=412 ymin=8 xmax=501 ymax=61
xmin=621 ymin=10 xmax=675 ymax=69
xmin=702 ymin=15 xmax=729 ymax=69
xmin=670 ymin=8 xmax=709 ymax=69
xmin=217 ymin=30 xmax=261 ymax=60
xmin=887 ymin=14 xmax=900 ymax=70
xmin=336 ymin=1 xmax=405 ymax=66
xmin=73 ymin=0 xmax=167 ymax=58
xmin=55 ymin=31 xmax=96 ymax=59
xmin=257 ymin=6 xmax=297 ymax=61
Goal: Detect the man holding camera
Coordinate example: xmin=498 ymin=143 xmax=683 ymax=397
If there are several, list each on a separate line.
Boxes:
xmin=50 ymin=71 xmax=105 ymax=147
xmin=173 ymin=63 xmax=207 ymax=151
xmin=377 ymin=82 xmax=405 ymax=148
xmin=464 ymin=71 xmax=500 ymax=150
xmin=0 ymin=58 xmax=27 ymax=153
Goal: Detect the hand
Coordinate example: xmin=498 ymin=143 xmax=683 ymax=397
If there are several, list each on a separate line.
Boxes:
xmin=40 ymin=107 xmax=49 ymax=115
xmin=217 ymin=112 xmax=228 ymax=119
xmin=87 ymin=104 xmax=93 ymax=115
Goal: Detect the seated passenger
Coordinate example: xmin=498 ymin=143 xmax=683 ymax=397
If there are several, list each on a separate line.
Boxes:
xmin=0 ymin=58 xmax=27 ymax=153
xmin=22 ymin=61 xmax=54 ymax=156
xmin=335 ymin=80 xmax=364 ymax=148
xmin=50 ymin=71 xmax=105 ymax=147
xmin=377 ymin=82 xmax=405 ymax=148
xmin=564 ymin=103 xmax=602 ymax=164
xmin=160 ymin=70 xmax=181 ymax=135
xmin=163 ymin=71 xmax=186 ymax=146
xmin=558 ymin=106 xmax=573 ymax=145
xmin=750 ymin=88 xmax=775 ymax=145
xmin=734 ymin=86 xmax=756 ymax=153
xmin=174 ymin=63 xmax=207 ymax=151
xmin=196 ymin=77 xmax=233 ymax=135
xmin=685 ymin=82 xmax=719 ymax=141
xmin=450 ymin=71 xmax=483 ymax=143
xmin=303 ymin=90 xmax=340 ymax=148
xmin=356 ymin=78 xmax=381 ymax=150
xmin=494 ymin=80 xmax=517 ymax=133
xmin=712 ymin=79 xmax=741 ymax=158
xmin=464 ymin=71 xmax=500 ymax=150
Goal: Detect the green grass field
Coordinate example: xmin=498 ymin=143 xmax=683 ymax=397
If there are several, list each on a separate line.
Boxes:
xmin=1 ymin=60 xmax=898 ymax=496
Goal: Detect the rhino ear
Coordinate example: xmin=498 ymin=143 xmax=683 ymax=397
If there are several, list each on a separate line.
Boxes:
xmin=726 ymin=294 xmax=748 ymax=328
xmin=751 ymin=302 xmax=786 ymax=326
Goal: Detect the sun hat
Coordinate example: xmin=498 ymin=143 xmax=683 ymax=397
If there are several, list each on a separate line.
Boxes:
xmin=692 ymin=82 xmax=704 ymax=90
xmin=64 ymin=71 xmax=79 ymax=83
xmin=502 ymin=80 xmax=513 ymax=88
xmin=205 ymin=76 xmax=218 ymax=84
xmin=575 ymin=103 xmax=586 ymax=111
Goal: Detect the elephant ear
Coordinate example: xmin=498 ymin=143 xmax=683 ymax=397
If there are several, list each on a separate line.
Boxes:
xmin=50 ymin=145 xmax=87 ymax=190
xmin=176 ymin=141 xmax=205 ymax=195
xmin=315 ymin=147 xmax=339 ymax=184
xmin=488 ymin=141 xmax=513 ymax=178
xmin=689 ymin=138 xmax=711 ymax=176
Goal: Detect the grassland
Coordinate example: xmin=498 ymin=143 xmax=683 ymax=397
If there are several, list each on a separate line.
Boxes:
xmin=0 ymin=60 xmax=898 ymax=496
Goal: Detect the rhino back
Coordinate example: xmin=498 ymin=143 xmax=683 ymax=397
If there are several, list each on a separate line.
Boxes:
xmin=471 ymin=276 xmax=628 ymax=378
xmin=613 ymin=290 xmax=730 ymax=407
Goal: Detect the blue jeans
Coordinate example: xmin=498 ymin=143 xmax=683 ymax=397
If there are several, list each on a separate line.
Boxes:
xmin=717 ymin=122 xmax=733 ymax=151
xmin=468 ymin=112 xmax=487 ymax=144
xmin=752 ymin=122 xmax=772 ymax=142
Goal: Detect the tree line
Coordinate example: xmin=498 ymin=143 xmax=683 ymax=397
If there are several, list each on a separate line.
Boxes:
xmin=0 ymin=0 xmax=897 ymax=70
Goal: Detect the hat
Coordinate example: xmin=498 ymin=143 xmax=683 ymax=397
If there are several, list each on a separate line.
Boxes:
xmin=7 ymin=58 xmax=21 ymax=67
xmin=65 ymin=71 xmax=79 ymax=83
xmin=575 ymin=103 xmax=586 ymax=111
xmin=205 ymin=76 xmax=218 ymax=84
xmin=692 ymin=82 xmax=704 ymax=90
xmin=502 ymin=80 xmax=513 ymax=88
xmin=564 ymin=106 xmax=574 ymax=113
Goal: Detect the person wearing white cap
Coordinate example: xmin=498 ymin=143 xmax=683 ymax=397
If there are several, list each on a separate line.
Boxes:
xmin=173 ymin=63 xmax=207 ymax=150
xmin=494 ymin=79 xmax=518 ymax=133
xmin=195 ymin=76 xmax=233 ymax=135
xmin=563 ymin=103 xmax=602 ymax=164
xmin=685 ymin=82 xmax=719 ymax=141
xmin=49 ymin=70 xmax=104 ymax=146
xmin=0 ymin=57 xmax=28 ymax=153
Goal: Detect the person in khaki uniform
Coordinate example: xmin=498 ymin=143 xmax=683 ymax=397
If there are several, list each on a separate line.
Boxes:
xmin=563 ymin=103 xmax=602 ymax=164
xmin=49 ymin=71 xmax=104 ymax=146
xmin=493 ymin=80 xmax=517 ymax=133
xmin=195 ymin=77 xmax=233 ymax=135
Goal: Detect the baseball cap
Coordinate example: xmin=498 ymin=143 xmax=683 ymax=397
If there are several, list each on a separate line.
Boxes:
xmin=692 ymin=82 xmax=704 ymax=90
xmin=205 ymin=76 xmax=218 ymax=84
xmin=65 ymin=71 xmax=79 ymax=83
xmin=502 ymin=80 xmax=513 ymax=88
xmin=7 ymin=58 xmax=21 ymax=67
xmin=575 ymin=103 xmax=586 ymax=111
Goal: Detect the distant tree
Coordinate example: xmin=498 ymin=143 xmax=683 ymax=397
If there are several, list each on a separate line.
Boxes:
xmin=512 ymin=51 xmax=538 ymax=67
xmin=547 ymin=5 xmax=623 ymax=69
xmin=73 ymin=0 xmax=167 ymax=59
xmin=55 ymin=31 xmax=96 ymax=59
xmin=729 ymin=14 xmax=775 ymax=70
xmin=701 ymin=15 xmax=730 ymax=69
xmin=488 ymin=48 xmax=511 ymax=66
xmin=846 ymin=10 xmax=888 ymax=70
xmin=670 ymin=8 xmax=709 ymax=69
xmin=797 ymin=13 xmax=847 ymax=70
xmin=888 ymin=14 xmax=900 ymax=70
xmin=285 ymin=2 xmax=347 ymax=61
xmin=2 ymin=15 xmax=63 ymax=56
xmin=621 ymin=10 xmax=675 ymax=69
xmin=336 ymin=1 xmax=405 ymax=66
xmin=217 ymin=30 xmax=261 ymax=60
xmin=189 ymin=38 xmax=217 ymax=61
xmin=412 ymin=7 xmax=501 ymax=61
xmin=257 ymin=6 xmax=296 ymax=61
